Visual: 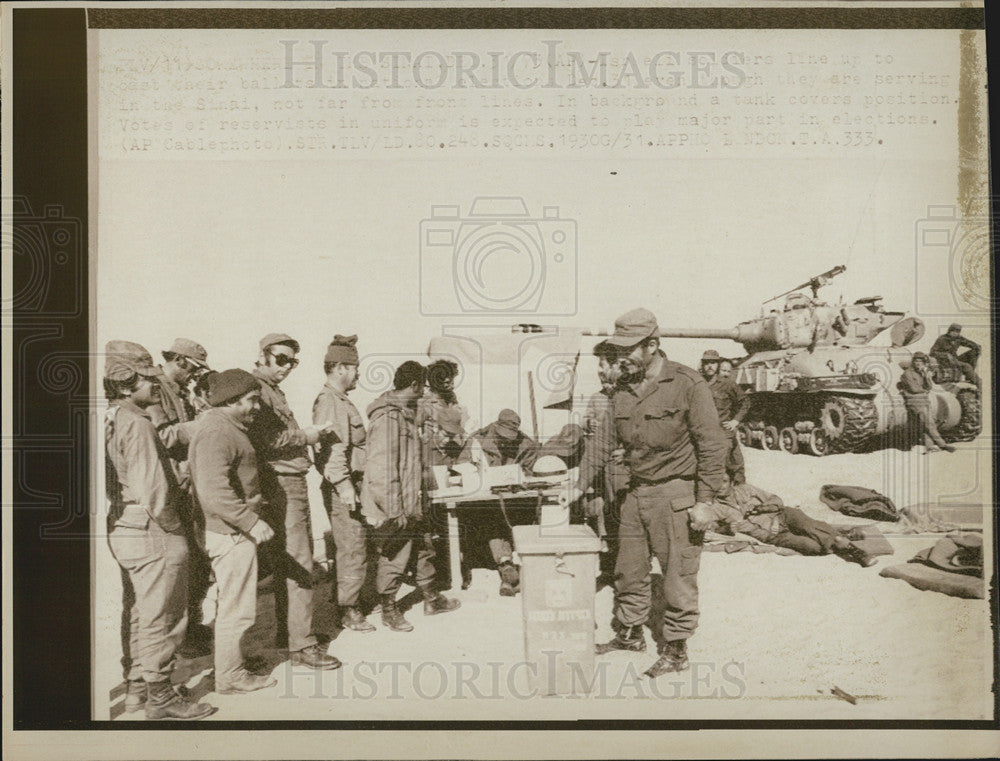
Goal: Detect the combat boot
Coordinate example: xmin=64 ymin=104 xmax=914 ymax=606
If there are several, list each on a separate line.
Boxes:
xmin=340 ymin=606 xmax=376 ymax=633
xmin=380 ymin=594 xmax=414 ymax=632
xmin=124 ymin=679 xmax=146 ymax=713
xmin=145 ymin=680 xmax=216 ymax=720
xmin=291 ymin=643 xmax=342 ymax=670
xmin=835 ymin=541 xmax=877 ymax=568
xmin=595 ymin=624 xmax=646 ymax=655
xmin=421 ymin=586 xmax=461 ymax=616
xmin=643 ymin=639 xmax=689 ymax=678
xmin=498 ymin=562 xmax=520 ymax=597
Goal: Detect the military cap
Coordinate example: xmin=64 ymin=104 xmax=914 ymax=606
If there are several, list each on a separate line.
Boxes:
xmin=701 ymin=349 xmax=722 ymax=362
xmin=947 ymin=323 xmax=963 ymax=333
xmin=207 ymin=368 xmax=261 ymax=407
xmin=260 ymin=333 xmax=300 ymax=353
xmin=324 ymin=334 xmax=359 ymax=365
xmin=495 ymin=408 xmax=521 ymax=439
xmin=163 ymin=338 xmax=208 ymax=367
xmin=434 ymin=407 xmax=464 ymax=435
xmin=105 ymin=340 xmax=162 ymax=380
xmin=603 ymin=308 xmax=659 ymax=348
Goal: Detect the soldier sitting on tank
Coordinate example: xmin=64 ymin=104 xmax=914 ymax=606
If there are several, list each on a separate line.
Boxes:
xmin=898 ymin=352 xmax=956 ymax=454
xmin=718 ymin=359 xmax=735 ymax=380
xmin=694 ymin=480 xmax=877 ymax=567
xmin=700 ymin=350 xmax=750 ymax=485
xmin=930 ymin=323 xmax=981 ymax=389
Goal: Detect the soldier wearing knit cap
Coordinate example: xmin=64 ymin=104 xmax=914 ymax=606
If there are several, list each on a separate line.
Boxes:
xmin=248 ymin=334 xmax=339 ymax=670
xmin=103 ymin=341 xmax=215 ymax=720
xmin=189 ymin=369 xmax=288 ymax=694
xmin=312 ymin=334 xmax=374 ymax=633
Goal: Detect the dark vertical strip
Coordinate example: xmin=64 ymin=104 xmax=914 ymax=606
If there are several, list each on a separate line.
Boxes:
xmin=12 ymin=8 xmax=91 ymax=729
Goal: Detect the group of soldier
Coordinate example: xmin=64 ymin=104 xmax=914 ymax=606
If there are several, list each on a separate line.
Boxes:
xmin=104 ymin=331 xmax=561 ymax=720
xmin=104 ymin=311 xmax=980 ymax=719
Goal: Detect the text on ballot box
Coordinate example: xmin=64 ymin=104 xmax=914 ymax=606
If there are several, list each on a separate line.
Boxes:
xmin=512 ymin=523 xmax=601 ymax=696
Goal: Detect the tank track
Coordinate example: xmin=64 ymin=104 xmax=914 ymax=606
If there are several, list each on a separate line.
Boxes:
xmin=948 ymin=389 xmax=982 ymax=442
xmin=822 ymin=394 xmax=880 ymax=453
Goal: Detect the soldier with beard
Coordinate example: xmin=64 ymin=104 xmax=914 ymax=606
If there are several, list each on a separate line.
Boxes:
xmin=567 ymin=309 xmax=729 ymax=678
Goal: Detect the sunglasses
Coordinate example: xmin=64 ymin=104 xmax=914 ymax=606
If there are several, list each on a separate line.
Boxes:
xmin=268 ymin=351 xmax=299 ymax=368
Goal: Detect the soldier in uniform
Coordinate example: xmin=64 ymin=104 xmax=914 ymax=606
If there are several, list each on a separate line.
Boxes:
xmin=361 ymin=361 xmax=460 ymax=632
xmin=567 ymin=309 xmax=729 ymax=678
xmin=417 ymin=358 xmax=469 ymax=444
xmin=576 ymin=340 xmax=628 ymax=560
xmin=464 ymin=410 xmax=539 ymax=596
xmin=930 ymin=323 xmax=981 ymax=389
xmin=189 ymin=369 xmax=284 ymax=694
xmin=149 ymin=338 xmax=212 ymax=653
xmin=718 ymin=359 xmax=735 ymax=380
xmin=898 ymin=352 xmax=956 ymax=453
xmin=104 ymin=340 xmax=215 ymax=720
xmin=312 ymin=334 xmax=374 ymax=633
xmin=700 ymin=349 xmax=750 ymax=485
xmin=248 ymin=334 xmax=340 ymax=670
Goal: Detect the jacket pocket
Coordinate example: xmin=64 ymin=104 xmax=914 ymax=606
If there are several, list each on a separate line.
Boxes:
xmin=670 ymin=493 xmax=696 ymax=512
xmin=115 ymin=503 xmax=150 ymax=530
xmin=639 ymin=407 xmax=685 ymax=448
xmin=680 ymin=545 xmax=701 ymax=576
xmin=109 ymin=526 xmax=151 ymax=566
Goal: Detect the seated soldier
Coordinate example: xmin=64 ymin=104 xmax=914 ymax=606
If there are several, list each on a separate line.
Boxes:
xmin=930 ymin=323 xmax=981 ymax=389
xmin=463 ymin=409 xmax=539 ymax=596
xmin=689 ymin=481 xmax=877 ymax=567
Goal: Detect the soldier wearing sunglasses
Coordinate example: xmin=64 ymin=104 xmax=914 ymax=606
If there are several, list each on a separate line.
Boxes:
xmin=248 ymin=333 xmax=340 ymax=670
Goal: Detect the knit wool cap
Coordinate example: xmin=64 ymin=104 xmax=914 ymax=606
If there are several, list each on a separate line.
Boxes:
xmin=207 ymin=368 xmax=261 ymax=406
xmin=324 ymin=334 xmax=359 ymax=365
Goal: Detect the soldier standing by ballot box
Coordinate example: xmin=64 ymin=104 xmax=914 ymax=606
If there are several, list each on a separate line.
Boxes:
xmin=567 ymin=309 xmax=729 ymax=678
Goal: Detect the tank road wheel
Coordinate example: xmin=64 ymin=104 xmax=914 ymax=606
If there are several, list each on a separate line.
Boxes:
xmin=950 ymin=389 xmax=982 ymax=442
xmin=819 ymin=395 xmax=879 ymax=453
xmin=762 ymin=425 xmax=780 ymax=450
xmin=736 ymin=424 xmax=751 ymax=447
xmin=808 ymin=428 xmax=831 ymax=456
xmin=778 ymin=426 xmax=799 ymax=454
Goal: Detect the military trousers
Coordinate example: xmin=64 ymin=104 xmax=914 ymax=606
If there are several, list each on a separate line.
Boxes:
xmin=613 ymin=479 xmax=702 ymax=642
xmin=372 ymin=518 xmax=436 ymax=597
xmin=205 ymin=530 xmax=258 ymax=686
xmin=109 ymin=519 xmax=189 ymax=684
xmin=262 ymin=472 xmax=318 ymax=653
xmin=725 ymin=433 xmax=746 ymax=485
xmin=321 ymin=481 xmax=369 ymax=608
xmin=906 ymin=400 xmax=948 ymax=449
xmin=770 ymin=507 xmax=839 ymax=555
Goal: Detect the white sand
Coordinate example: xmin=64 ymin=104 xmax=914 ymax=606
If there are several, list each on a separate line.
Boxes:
xmin=95 ymin=446 xmax=994 ymax=721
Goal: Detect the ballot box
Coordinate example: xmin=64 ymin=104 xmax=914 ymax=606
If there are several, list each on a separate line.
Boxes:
xmin=512 ymin=524 xmax=601 ymax=696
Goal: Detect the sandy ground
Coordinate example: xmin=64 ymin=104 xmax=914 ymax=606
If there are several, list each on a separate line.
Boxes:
xmin=94 ymin=445 xmax=995 ymax=722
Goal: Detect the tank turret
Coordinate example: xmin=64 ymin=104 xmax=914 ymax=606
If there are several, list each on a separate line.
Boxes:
xmin=513 ymin=265 xmax=981 ymax=455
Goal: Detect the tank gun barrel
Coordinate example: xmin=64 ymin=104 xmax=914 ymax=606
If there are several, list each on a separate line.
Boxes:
xmin=511 ymin=324 xmax=756 ymax=343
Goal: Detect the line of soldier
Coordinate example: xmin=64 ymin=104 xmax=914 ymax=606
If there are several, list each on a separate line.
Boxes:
xmin=104 ymin=332 xmax=553 ymax=720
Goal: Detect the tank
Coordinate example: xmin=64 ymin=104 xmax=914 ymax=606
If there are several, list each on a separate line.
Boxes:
xmin=533 ymin=266 xmax=982 ymax=456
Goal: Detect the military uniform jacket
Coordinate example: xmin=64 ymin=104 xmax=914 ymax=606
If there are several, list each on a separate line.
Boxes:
xmin=147 ymin=371 xmax=197 ymax=489
xmin=930 ymin=332 xmax=979 ymax=366
xmin=612 ymin=354 xmax=729 ymax=503
xmin=706 ymin=375 xmax=749 ymax=425
xmin=105 ymin=400 xmax=183 ymax=533
xmin=577 ymin=390 xmax=629 ymax=496
xmin=248 ymin=368 xmax=311 ymax=475
xmin=360 ymin=391 xmax=422 ymax=525
xmin=312 ymin=383 xmax=367 ymax=487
